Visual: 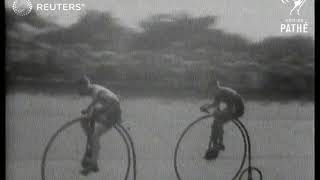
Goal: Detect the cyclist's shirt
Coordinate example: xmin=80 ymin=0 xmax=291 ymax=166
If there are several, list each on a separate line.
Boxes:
xmin=213 ymin=86 xmax=244 ymax=118
xmin=88 ymin=84 xmax=120 ymax=110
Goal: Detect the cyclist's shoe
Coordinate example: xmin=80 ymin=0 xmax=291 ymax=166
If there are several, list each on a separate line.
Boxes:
xmin=204 ymin=149 xmax=219 ymax=161
xmin=219 ymin=144 xmax=225 ymax=151
xmin=80 ymin=168 xmax=91 ymax=176
xmin=81 ymin=152 xmax=93 ymax=168
xmin=80 ymin=161 xmax=99 ymax=176
xmin=81 ymin=158 xmax=89 ymax=169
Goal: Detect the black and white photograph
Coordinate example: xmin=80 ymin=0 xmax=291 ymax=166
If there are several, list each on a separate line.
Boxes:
xmin=5 ymin=0 xmax=314 ymax=179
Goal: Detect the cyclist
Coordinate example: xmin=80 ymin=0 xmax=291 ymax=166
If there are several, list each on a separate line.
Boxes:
xmin=77 ymin=75 xmax=122 ymax=175
xmin=200 ymin=80 xmax=244 ymax=160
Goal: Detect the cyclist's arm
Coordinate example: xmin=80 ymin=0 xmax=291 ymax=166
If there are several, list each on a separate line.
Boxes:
xmin=200 ymin=97 xmax=220 ymax=113
xmin=208 ymin=95 xmax=221 ymax=109
xmin=83 ymin=100 xmax=98 ymax=115
xmin=83 ymin=92 xmax=101 ymax=114
xmin=85 ymin=91 xmax=116 ymax=114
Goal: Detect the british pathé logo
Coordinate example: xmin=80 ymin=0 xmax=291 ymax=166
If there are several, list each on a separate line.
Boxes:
xmin=280 ymin=19 xmax=308 ymax=33
xmin=280 ymin=0 xmax=309 ymax=33
xmin=12 ymin=0 xmax=33 ymax=16
xmin=281 ymin=0 xmax=306 ymax=16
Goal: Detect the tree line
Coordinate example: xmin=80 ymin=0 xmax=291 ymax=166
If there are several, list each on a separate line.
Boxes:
xmin=6 ymin=10 xmax=314 ymax=99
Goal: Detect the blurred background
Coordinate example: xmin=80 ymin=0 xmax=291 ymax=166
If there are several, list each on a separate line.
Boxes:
xmin=5 ymin=2 xmax=314 ymax=99
xmin=6 ymin=6 xmax=314 ymax=98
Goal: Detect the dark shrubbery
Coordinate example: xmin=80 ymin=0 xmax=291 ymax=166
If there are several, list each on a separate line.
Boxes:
xmin=5 ymin=9 xmax=314 ymax=99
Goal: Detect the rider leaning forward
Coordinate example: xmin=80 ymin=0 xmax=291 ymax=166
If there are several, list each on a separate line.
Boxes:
xmin=200 ymin=80 xmax=245 ymax=160
xmin=76 ymin=75 xmax=122 ymax=175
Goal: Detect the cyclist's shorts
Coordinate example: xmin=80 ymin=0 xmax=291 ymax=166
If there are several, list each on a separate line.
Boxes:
xmin=213 ymin=109 xmax=233 ymax=123
xmin=94 ymin=102 xmax=122 ymax=127
xmin=234 ymin=100 xmax=245 ymax=118
xmin=221 ymin=101 xmax=244 ymax=120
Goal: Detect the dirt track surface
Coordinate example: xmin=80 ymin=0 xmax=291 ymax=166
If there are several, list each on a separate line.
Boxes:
xmin=6 ymin=93 xmax=314 ymax=180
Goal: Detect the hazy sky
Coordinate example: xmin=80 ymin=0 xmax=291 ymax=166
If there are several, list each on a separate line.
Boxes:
xmin=6 ymin=0 xmax=314 ymax=41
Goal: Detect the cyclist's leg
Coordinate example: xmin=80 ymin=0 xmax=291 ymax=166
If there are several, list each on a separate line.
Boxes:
xmin=211 ymin=109 xmax=222 ymax=145
xmin=80 ymin=117 xmax=91 ymax=137
xmin=81 ymin=118 xmax=98 ymax=171
xmin=80 ymin=116 xmax=95 ymax=160
xmin=217 ymin=126 xmax=225 ymax=150
xmin=207 ymin=116 xmax=216 ymax=149
xmin=211 ymin=114 xmax=227 ymax=150
xmin=89 ymin=123 xmax=112 ymax=164
xmin=205 ymin=121 xmax=220 ymax=160
xmin=211 ymin=123 xmax=219 ymax=145
xmin=212 ymin=124 xmax=223 ymax=149
xmin=88 ymin=105 xmax=121 ymax=166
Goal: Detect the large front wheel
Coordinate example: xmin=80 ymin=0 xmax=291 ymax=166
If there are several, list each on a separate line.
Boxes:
xmin=174 ymin=115 xmax=247 ymax=180
xmin=41 ymin=118 xmax=132 ymax=180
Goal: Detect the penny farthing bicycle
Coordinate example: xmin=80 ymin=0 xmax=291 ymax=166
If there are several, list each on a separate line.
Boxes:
xmin=174 ymin=113 xmax=263 ymax=180
xmin=41 ymin=116 xmax=136 ymax=180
